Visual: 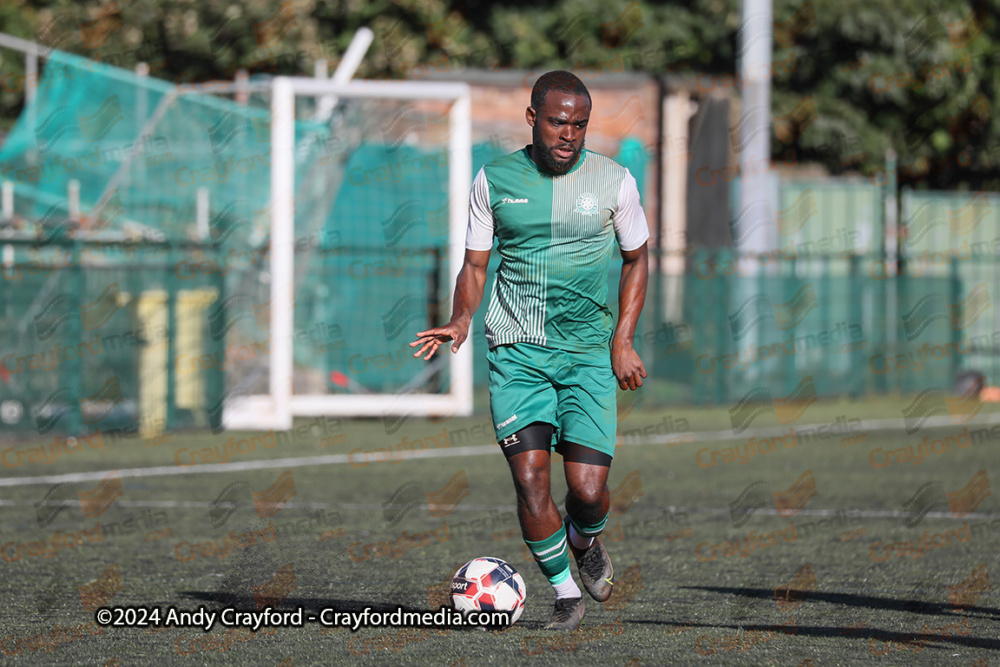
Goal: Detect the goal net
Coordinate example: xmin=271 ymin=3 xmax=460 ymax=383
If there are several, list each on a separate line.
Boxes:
xmin=0 ymin=51 xmax=471 ymax=437
xmin=221 ymin=77 xmax=474 ymax=430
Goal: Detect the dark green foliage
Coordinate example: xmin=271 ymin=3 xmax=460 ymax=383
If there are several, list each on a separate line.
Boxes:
xmin=0 ymin=0 xmax=997 ymax=187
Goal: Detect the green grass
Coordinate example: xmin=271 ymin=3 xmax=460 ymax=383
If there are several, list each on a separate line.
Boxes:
xmin=0 ymin=399 xmax=998 ymax=665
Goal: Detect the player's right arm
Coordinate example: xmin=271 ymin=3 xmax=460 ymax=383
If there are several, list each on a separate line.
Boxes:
xmin=410 ymin=167 xmax=494 ymax=360
xmin=410 ymin=248 xmax=490 ymax=359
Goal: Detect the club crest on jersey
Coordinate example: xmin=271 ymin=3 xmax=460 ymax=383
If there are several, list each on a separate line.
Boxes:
xmin=575 ymin=192 xmax=599 ymax=215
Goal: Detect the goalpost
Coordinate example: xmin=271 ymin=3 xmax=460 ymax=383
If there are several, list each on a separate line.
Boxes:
xmin=223 ymin=77 xmax=474 ymax=431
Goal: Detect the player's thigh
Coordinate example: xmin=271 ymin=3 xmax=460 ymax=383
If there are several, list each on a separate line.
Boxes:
xmin=488 ymin=344 xmax=558 ymax=443
xmin=505 ymin=445 xmax=555 ymax=500
xmin=554 ymin=352 xmax=617 ymax=460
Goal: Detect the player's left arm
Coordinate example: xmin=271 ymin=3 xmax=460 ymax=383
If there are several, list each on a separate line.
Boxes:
xmin=611 ymin=170 xmax=650 ymax=391
xmin=613 ymin=243 xmax=648 ymax=390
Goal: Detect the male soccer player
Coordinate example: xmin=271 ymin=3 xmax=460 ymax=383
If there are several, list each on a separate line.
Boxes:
xmin=410 ymin=70 xmax=648 ymax=630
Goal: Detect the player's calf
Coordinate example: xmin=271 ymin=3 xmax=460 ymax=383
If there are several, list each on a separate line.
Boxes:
xmin=524 ymin=519 xmax=587 ymax=629
xmin=562 ymin=449 xmax=615 ymax=602
xmin=504 ymin=433 xmax=589 ymax=630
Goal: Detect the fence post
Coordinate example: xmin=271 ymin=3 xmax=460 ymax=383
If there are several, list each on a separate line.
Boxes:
xmin=714 ymin=249 xmax=729 ymax=405
xmin=428 ymin=245 xmax=442 ymax=394
xmin=690 ymin=249 xmax=705 ymax=404
xmin=849 ymin=253 xmax=863 ymax=396
xmin=206 ymin=243 xmax=226 ymax=432
xmin=197 ymin=187 xmax=210 ymax=241
xmin=878 ymin=156 xmax=909 ymax=391
xmin=784 ymin=251 xmax=797 ymax=396
xmin=950 ymin=255 xmax=961 ymax=382
xmin=165 ymin=241 xmax=177 ymax=430
xmin=893 ymin=185 xmax=910 ymax=396
xmin=68 ymin=180 xmax=80 ymax=223
xmin=66 ymin=236 xmax=84 ymax=436
xmin=1 ymin=181 xmax=12 ymax=221
xmin=24 ymin=49 xmax=37 ymax=103
xmin=235 ymin=69 xmax=249 ymax=106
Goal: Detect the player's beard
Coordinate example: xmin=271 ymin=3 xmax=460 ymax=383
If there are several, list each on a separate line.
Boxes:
xmin=531 ymin=127 xmax=584 ymax=175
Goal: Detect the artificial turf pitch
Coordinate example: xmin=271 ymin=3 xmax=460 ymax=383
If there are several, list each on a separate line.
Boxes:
xmin=0 ymin=397 xmax=998 ymax=665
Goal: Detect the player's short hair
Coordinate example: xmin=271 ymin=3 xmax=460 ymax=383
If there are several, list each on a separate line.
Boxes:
xmin=530 ymin=70 xmax=591 ymax=111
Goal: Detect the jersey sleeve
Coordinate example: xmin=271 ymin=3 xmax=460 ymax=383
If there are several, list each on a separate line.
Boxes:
xmin=465 ymin=167 xmax=495 ymax=251
xmin=613 ymin=170 xmax=650 ymax=252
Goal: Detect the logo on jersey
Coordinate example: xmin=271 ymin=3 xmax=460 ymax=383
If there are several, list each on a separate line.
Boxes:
xmin=501 ymin=197 xmax=529 ymax=204
xmin=575 ymin=192 xmax=599 ymax=215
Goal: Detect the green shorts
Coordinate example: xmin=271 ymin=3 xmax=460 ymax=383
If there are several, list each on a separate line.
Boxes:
xmin=487 ymin=342 xmax=617 ymax=458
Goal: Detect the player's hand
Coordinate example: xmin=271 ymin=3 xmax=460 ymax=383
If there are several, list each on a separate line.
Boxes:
xmin=410 ymin=318 xmax=470 ymax=361
xmin=611 ymin=339 xmax=647 ymax=391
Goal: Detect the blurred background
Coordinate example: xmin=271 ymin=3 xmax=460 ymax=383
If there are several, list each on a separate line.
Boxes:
xmin=0 ymin=0 xmax=998 ymax=439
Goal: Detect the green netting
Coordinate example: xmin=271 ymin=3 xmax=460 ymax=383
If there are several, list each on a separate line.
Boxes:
xmin=316 ymin=140 xmax=510 ymax=393
xmin=0 ymin=50 xmax=334 ymax=434
xmin=0 ymin=50 xmax=332 ymax=245
xmin=0 ymin=53 xmax=511 ymax=431
xmin=0 ymin=238 xmax=226 ymax=437
xmin=899 ymin=190 xmax=1000 ymax=386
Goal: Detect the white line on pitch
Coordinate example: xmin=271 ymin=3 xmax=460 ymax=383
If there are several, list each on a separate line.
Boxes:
xmin=1 ymin=410 xmax=997 ymax=489
xmin=632 ymin=410 xmax=1000 ymax=445
xmin=0 ymin=496 xmax=996 ymax=522
xmin=685 ymin=507 xmax=1000 ymax=520
xmin=0 ymin=444 xmax=498 ymax=487
xmin=0 ymin=498 xmax=512 ymax=511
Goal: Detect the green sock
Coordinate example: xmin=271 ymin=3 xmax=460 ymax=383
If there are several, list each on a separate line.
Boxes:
xmin=567 ymin=511 xmax=609 ymax=538
xmin=524 ymin=525 xmax=572 ymax=585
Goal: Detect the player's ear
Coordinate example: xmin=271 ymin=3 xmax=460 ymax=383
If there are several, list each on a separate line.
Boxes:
xmin=525 ymin=106 xmax=536 ymax=127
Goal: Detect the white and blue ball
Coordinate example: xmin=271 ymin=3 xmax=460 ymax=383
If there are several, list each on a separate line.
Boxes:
xmin=451 ymin=557 xmax=526 ymax=625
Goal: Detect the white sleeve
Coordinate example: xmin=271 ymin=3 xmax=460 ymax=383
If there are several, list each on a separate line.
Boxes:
xmin=613 ymin=170 xmax=650 ymax=252
xmin=465 ymin=167 xmax=495 ymax=251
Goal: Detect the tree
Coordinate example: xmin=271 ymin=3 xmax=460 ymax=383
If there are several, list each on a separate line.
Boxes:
xmin=1 ymin=0 xmax=997 ymax=188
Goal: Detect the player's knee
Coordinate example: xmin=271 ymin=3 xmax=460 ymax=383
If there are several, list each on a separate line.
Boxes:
xmin=567 ymin=484 xmax=606 ymax=511
xmin=512 ymin=464 xmax=551 ymax=508
xmin=514 ymin=463 xmax=550 ymax=495
xmin=518 ymin=494 xmax=553 ymax=521
xmin=515 ymin=483 xmax=554 ymax=519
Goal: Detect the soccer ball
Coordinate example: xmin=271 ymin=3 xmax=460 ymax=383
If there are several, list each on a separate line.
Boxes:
xmin=451 ymin=557 xmax=526 ymax=625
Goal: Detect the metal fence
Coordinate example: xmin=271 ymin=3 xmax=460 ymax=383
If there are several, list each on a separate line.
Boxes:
xmin=2 ymin=182 xmax=998 ymax=436
xmin=0 ymin=237 xmax=225 ymax=438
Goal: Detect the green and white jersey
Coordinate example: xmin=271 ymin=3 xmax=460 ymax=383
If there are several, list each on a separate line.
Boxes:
xmin=466 ymin=146 xmax=649 ymax=352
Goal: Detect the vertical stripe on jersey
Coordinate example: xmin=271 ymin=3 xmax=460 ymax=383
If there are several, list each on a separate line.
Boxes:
xmin=483 ymin=150 xmax=552 ymax=348
xmin=485 ymin=245 xmax=548 ymax=347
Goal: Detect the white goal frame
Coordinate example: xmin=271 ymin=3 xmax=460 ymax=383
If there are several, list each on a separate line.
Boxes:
xmin=224 ymin=77 xmax=473 ymax=430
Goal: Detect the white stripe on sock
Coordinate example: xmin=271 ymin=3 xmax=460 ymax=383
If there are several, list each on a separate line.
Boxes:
xmin=533 ymin=535 xmax=567 ymax=557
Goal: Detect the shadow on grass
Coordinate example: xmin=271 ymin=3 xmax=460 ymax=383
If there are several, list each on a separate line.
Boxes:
xmin=646 ymin=618 xmax=1000 ymax=652
xmin=681 ymin=585 xmax=1000 ymax=619
xmin=655 ymin=586 xmax=1000 ymax=651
